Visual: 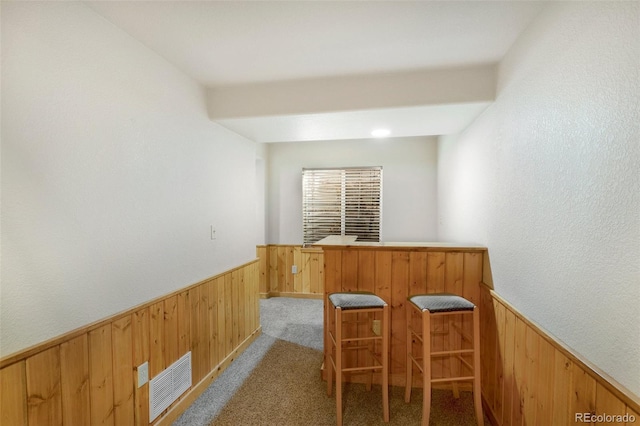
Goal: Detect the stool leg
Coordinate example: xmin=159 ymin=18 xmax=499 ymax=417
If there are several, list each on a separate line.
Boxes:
xmin=405 ymin=302 xmax=413 ymax=403
xmin=422 ymin=310 xmax=431 ymax=426
xmin=449 ymin=315 xmax=460 ymax=399
xmin=382 ymin=304 xmax=390 ymax=422
xmin=327 ymin=300 xmax=333 ymax=396
xmin=473 ymin=307 xmax=484 ymax=426
xmin=336 ymin=307 xmax=343 ymax=426
xmin=366 ymin=312 xmax=373 ymax=392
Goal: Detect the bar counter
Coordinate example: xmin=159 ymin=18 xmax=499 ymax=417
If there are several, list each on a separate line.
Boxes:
xmin=314 ymin=236 xmax=487 ymax=387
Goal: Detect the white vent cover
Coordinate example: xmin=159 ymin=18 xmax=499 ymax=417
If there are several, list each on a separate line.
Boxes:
xmin=149 ymin=352 xmax=192 ymax=421
xmin=172 ymin=352 xmax=192 ymax=398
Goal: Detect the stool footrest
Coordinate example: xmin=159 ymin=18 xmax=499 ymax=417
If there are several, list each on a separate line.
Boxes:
xmin=408 ymin=329 xmax=424 ymax=344
xmin=329 ymin=334 xmax=383 ymax=347
xmin=458 ymin=356 xmax=474 ymax=372
xmin=451 ymin=322 xmax=473 ymax=342
xmin=342 ymin=365 xmax=383 ymax=373
xmin=431 ymin=348 xmax=474 ymax=357
xmin=409 ymin=357 xmax=424 ymax=372
xmin=431 ymin=376 xmax=475 ymax=384
xmin=341 ymin=336 xmax=383 ymax=343
xmin=341 ymin=344 xmax=379 ymax=351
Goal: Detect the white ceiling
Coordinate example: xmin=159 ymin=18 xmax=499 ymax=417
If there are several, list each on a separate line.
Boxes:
xmin=215 ymin=102 xmax=492 ymax=143
xmin=88 ymin=1 xmax=546 ymax=142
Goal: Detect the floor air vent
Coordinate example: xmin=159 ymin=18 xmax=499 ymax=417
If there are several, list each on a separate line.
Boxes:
xmin=149 ymin=352 xmax=192 ymax=421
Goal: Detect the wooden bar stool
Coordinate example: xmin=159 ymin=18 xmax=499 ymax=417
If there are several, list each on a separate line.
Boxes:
xmin=326 ymin=291 xmax=390 ymax=426
xmin=405 ymin=293 xmax=483 ymax=426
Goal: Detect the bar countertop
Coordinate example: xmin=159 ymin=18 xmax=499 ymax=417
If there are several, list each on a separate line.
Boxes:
xmin=312 ymin=235 xmax=486 ymax=250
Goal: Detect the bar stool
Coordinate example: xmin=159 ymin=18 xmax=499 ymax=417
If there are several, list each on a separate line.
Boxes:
xmin=405 ymin=293 xmax=483 ymax=426
xmin=326 ymin=291 xmax=390 ymax=426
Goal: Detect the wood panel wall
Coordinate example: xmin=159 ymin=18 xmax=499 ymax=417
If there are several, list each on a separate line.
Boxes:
xmin=257 ymin=245 xmax=324 ymax=299
xmin=322 ymin=246 xmax=485 ymax=387
xmin=0 ymin=260 xmax=261 ymax=426
xmin=479 ymin=284 xmax=640 ymax=426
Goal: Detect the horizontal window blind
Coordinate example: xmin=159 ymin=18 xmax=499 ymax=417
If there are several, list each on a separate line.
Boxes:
xmin=302 ymin=167 xmax=382 ymax=245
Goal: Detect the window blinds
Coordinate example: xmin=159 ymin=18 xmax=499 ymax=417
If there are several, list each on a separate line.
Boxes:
xmin=302 ymin=167 xmax=382 ymax=245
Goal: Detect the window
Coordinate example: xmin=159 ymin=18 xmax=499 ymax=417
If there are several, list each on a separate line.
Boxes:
xmin=302 ymin=167 xmax=382 ymax=245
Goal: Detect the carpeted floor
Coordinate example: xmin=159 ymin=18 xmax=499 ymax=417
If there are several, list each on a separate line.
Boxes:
xmin=173 ymin=298 xmax=325 ymax=426
xmin=211 ymin=339 xmax=485 ymax=426
xmin=174 ymin=297 xmax=489 ymax=426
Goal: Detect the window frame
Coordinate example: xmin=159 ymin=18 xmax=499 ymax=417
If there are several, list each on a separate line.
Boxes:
xmin=302 ymin=166 xmax=383 ymax=245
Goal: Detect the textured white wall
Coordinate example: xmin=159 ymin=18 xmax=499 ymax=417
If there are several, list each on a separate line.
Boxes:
xmin=267 ymin=137 xmax=438 ymax=244
xmin=438 ymin=2 xmax=640 ymax=395
xmin=1 ymin=3 xmax=260 ymax=356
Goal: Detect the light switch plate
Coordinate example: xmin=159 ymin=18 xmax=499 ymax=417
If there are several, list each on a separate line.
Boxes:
xmin=138 ymin=361 xmax=149 ymax=388
xmin=292 ymin=265 xmax=298 ymax=274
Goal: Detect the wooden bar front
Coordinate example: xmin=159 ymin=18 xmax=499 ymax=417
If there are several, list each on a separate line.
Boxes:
xmin=318 ymin=240 xmax=486 ymax=388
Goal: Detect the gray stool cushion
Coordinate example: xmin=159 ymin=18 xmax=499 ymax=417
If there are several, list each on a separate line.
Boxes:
xmin=408 ymin=293 xmax=475 ymax=313
xmin=329 ymin=292 xmax=387 ymax=310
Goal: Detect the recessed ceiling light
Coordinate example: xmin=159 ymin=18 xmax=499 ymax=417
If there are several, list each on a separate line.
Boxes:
xmin=371 ymin=128 xmax=391 ymax=138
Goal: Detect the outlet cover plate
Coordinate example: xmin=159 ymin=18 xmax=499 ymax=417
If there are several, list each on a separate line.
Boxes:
xmin=138 ymin=361 xmax=149 ymax=388
xmin=372 ymin=320 xmax=381 ymax=336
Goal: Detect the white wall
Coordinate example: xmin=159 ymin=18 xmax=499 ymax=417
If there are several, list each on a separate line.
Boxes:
xmin=0 ymin=3 xmax=261 ymax=356
xmin=267 ymin=137 xmax=438 ymax=244
xmin=438 ymin=2 xmax=640 ymax=395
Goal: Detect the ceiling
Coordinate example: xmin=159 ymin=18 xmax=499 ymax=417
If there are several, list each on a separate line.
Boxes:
xmin=88 ymin=1 xmax=546 ymax=143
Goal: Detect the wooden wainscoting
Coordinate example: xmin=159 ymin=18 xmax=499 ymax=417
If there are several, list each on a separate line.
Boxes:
xmin=0 ymin=260 xmax=261 ymax=426
xmin=257 ymin=245 xmax=324 ymax=299
xmin=479 ymin=283 xmax=640 ymax=426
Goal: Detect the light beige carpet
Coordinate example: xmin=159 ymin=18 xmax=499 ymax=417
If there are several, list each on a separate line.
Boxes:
xmin=211 ymin=339 xmax=488 ymax=426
